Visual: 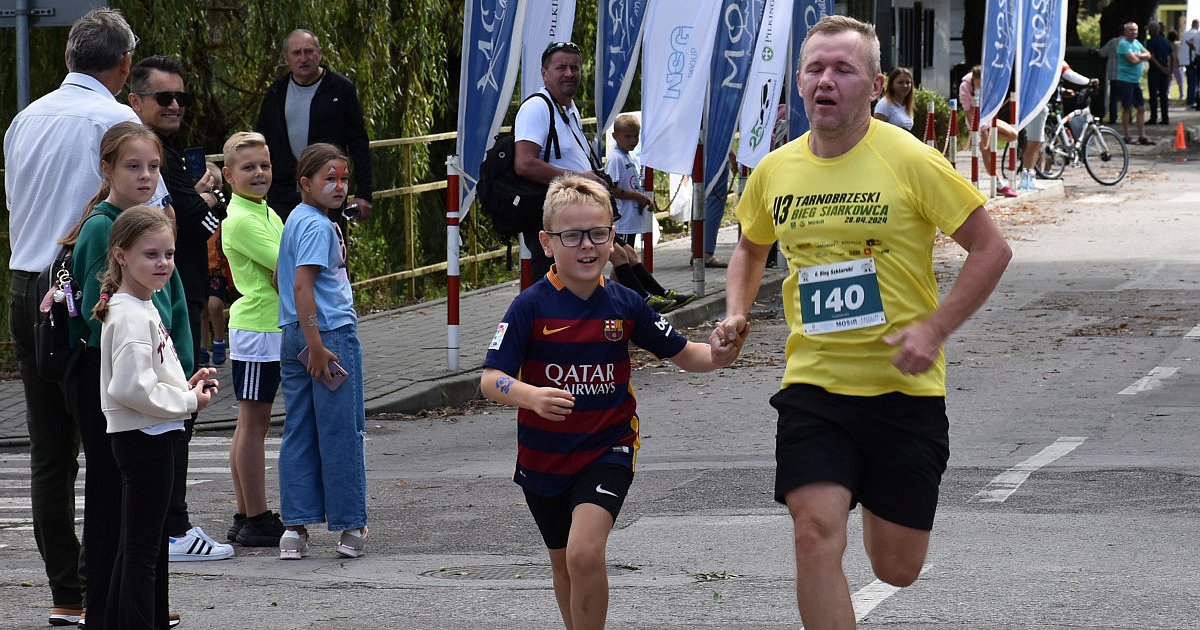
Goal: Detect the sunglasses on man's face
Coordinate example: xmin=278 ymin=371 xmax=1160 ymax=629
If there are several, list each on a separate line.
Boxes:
xmin=138 ymin=91 xmax=194 ymax=107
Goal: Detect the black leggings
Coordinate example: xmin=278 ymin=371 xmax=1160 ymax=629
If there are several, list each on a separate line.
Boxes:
xmin=106 ymin=430 xmax=175 ymax=630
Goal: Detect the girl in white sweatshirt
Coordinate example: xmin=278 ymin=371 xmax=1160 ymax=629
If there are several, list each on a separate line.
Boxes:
xmin=94 ymin=205 xmax=217 ymax=629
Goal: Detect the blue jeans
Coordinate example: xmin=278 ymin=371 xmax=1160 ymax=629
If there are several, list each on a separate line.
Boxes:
xmin=278 ymin=323 xmax=368 ymax=531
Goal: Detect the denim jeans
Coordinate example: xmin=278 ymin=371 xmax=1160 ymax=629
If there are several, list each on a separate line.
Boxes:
xmin=9 ymin=271 xmax=83 ymax=607
xmin=278 ymin=323 xmax=367 ymax=531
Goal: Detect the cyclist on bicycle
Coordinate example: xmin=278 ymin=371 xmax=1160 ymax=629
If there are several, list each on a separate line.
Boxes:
xmin=1018 ymin=61 xmax=1098 ymax=189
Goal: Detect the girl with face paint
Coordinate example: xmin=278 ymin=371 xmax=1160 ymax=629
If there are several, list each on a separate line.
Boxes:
xmin=272 ymin=143 xmax=369 ymax=561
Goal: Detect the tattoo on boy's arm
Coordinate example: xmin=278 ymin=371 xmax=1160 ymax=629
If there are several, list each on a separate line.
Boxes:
xmin=496 ymin=376 xmax=514 ymax=394
xmin=307 ymin=314 xmax=319 ymax=327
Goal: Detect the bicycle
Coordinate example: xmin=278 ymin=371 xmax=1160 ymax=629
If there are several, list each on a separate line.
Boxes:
xmin=1031 ymin=86 xmax=1129 ymax=185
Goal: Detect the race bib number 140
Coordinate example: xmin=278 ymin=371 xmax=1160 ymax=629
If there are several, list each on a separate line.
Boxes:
xmin=798 ymin=258 xmax=886 ymax=335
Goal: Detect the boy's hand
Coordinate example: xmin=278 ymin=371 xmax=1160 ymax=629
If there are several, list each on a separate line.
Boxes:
xmin=530 ymin=386 xmax=575 ymax=421
xmin=710 ymin=316 xmax=749 ymax=366
xmin=305 ymin=344 xmax=341 ymax=382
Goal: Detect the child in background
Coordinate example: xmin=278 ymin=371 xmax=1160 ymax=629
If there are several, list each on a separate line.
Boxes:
xmin=220 ymin=132 xmax=286 ymax=546
xmin=275 ymin=143 xmax=369 ymax=560
xmin=95 ymin=206 xmax=217 ymax=629
xmin=604 ymin=113 xmax=697 ymax=314
xmin=200 ymin=163 xmax=229 ymax=367
xmin=481 ymin=175 xmax=745 ymax=629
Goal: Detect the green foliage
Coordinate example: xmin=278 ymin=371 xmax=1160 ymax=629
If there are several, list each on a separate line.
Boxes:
xmin=910 ymin=89 xmax=952 ymax=152
xmin=1078 ymin=10 xmax=1102 ymax=49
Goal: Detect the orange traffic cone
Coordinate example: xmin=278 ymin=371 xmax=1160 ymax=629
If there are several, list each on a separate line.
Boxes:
xmin=1175 ymin=122 xmax=1188 ymax=162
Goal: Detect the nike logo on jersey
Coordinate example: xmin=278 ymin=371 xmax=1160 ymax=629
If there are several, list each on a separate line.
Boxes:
xmin=595 ymin=484 xmax=619 ymax=498
xmin=542 ymin=324 xmax=572 ymax=336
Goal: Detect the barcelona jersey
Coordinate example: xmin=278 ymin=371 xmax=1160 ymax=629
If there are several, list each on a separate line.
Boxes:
xmin=484 ymin=271 xmax=688 ymax=497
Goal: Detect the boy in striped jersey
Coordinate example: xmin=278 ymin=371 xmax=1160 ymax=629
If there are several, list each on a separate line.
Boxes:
xmin=482 ymin=174 xmax=747 ymax=630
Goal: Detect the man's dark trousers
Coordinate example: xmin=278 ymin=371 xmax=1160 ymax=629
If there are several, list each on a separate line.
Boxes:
xmin=9 ymin=271 xmax=83 ymax=608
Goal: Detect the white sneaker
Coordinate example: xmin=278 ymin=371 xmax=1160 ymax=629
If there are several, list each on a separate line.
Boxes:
xmin=336 ymin=527 xmax=367 ymax=558
xmin=280 ymin=529 xmax=310 ymax=560
xmin=168 ymin=526 xmax=235 ymax=562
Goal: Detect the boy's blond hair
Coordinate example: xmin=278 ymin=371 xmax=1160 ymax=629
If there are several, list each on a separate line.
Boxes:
xmin=222 ymin=131 xmax=268 ymax=167
xmin=613 ymin=113 xmax=640 ymax=135
xmin=542 ymin=174 xmax=612 ymax=230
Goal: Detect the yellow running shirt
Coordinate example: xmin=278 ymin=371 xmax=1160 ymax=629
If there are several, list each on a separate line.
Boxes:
xmin=737 ymin=119 xmax=987 ymax=397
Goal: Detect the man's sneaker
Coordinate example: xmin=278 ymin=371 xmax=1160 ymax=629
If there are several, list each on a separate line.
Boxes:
xmin=663 ymin=290 xmax=700 ymax=310
xmin=279 ymin=529 xmax=309 ymax=560
xmin=168 ymin=526 xmax=234 ymax=561
xmin=235 ymin=511 xmax=285 ymax=547
xmin=226 ymin=512 xmax=246 ymax=542
xmin=645 ymin=294 xmax=676 ymax=314
xmin=336 ymin=527 xmax=367 ymax=559
xmin=211 ymin=340 xmax=227 ymax=365
xmin=48 ymin=606 xmax=81 ymax=626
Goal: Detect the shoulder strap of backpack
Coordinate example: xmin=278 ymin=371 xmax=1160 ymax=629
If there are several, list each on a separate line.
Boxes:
xmin=525 ymin=92 xmax=560 ymax=162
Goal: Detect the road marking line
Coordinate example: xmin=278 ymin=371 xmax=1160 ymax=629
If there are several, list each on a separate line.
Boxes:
xmin=972 ymin=437 xmax=1087 ymax=503
xmin=852 ymin=564 xmax=932 ymax=621
xmin=1118 ymin=366 xmax=1178 ymax=395
xmin=1186 ymin=325 xmax=1200 ymax=338
xmin=798 ymin=564 xmax=933 ymax=628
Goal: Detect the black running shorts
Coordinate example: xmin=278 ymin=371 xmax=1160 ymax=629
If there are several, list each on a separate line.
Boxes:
xmin=771 ymin=384 xmax=949 ymax=531
xmin=523 ymin=464 xmax=634 ymax=550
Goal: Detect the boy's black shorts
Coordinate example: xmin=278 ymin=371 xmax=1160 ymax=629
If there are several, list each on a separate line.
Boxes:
xmin=771 ymin=384 xmax=949 ymax=531
xmin=523 ymin=463 xmax=634 ymax=550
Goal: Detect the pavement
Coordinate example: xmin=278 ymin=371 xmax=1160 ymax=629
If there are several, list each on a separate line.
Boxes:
xmin=0 ymin=126 xmax=1108 ymax=447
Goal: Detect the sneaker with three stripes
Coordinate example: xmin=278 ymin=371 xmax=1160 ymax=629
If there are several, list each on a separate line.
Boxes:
xmin=168 ymin=526 xmax=235 ymax=561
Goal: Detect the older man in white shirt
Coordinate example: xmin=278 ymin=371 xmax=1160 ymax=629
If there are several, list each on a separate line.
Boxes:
xmin=2 ymin=8 xmax=141 ymax=627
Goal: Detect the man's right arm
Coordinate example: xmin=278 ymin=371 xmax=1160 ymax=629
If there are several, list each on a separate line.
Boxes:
xmin=514 ymin=140 xmax=569 ymax=185
xmin=718 ymin=235 xmax=771 ymax=345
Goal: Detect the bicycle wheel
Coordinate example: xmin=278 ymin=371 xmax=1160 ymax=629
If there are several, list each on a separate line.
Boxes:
xmin=1082 ymin=126 xmax=1129 ymax=185
xmin=1035 ymin=127 xmax=1069 ymax=179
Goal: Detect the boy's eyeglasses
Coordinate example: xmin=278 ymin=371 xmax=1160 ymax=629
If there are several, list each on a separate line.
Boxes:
xmin=541 ymin=41 xmax=581 ymax=63
xmin=545 ymin=226 xmax=613 ymax=248
xmin=137 ymin=91 xmax=194 ymax=107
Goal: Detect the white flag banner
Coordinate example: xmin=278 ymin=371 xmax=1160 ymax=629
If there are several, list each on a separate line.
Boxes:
xmin=737 ymin=0 xmax=793 ymax=168
xmin=639 ymin=0 xmax=723 ymax=174
xmin=521 ymin=0 xmax=578 ymax=99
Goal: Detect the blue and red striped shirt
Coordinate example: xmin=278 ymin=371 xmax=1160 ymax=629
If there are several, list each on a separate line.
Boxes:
xmin=484 ymin=271 xmax=687 ymax=497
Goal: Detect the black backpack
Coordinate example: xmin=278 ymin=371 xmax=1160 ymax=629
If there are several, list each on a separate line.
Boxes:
xmin=34 ymin=208 xmax=110 ymax=381
xmin=477 ymin=92 xmax=558 ymax=237
xmin=34 ymin=244 xmax=82 ymax=382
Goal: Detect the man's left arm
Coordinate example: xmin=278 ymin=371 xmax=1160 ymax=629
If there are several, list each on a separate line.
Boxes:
xmin=164 ymin=152 xmax=220 ymax=242
xmin=343 ymin=79 xmax=373 ymax=218
xmin=884 ymin=207 xmax=1012 ymax=375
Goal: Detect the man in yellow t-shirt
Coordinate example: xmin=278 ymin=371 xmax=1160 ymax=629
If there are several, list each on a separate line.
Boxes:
xmin=719 ymin=15 xmax=1012 ymax=628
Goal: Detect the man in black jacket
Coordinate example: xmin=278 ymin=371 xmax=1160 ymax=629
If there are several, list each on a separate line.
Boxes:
xmin=256 ymin=29 xmax=373 ymax=222
xmin=129 ymin=55 xmax=235 ymax=563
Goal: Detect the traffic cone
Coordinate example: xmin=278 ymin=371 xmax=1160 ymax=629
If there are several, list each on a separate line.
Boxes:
xmin=1175 ymin=122 xmax=1188 ymax=162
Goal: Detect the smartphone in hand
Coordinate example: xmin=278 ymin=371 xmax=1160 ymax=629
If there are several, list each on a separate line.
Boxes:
xmin=298 ymin=346 xmax=349 ymax=391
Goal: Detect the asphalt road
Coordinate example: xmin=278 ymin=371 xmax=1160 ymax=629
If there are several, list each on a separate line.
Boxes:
xmin=3 ymin=155 xmax=1199 ymax=629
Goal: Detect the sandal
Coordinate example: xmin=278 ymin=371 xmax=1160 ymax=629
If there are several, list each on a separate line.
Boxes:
xmin=1137 ymin=137 xmax=1154 ymax=145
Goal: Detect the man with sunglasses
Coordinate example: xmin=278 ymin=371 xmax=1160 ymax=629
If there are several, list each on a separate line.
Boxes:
xmin=129 ymin=56 xmax=236 ymax=565
xmin=514 ymin=41 xmax=608 ymax=279
xmin=3 ymin=9 xmax=146 ymax=626
xmin=256 ymin=29 xmax=373 ymax=223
